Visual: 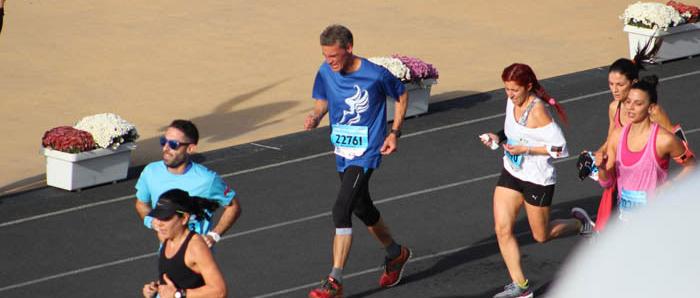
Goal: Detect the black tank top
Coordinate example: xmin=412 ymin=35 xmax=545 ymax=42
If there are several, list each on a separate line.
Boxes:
xmin=159 ymin=231 xmax=205 ymax=289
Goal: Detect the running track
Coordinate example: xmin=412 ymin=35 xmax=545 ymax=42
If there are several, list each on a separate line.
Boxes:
xmin=1 ymin=58 xmax=699 ymax=297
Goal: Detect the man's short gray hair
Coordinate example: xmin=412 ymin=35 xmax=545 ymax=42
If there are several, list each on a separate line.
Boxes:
xmin=320 ymin=24 xmax=353 ymax=48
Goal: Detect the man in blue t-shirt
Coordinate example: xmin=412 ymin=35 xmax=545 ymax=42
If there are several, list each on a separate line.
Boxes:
xmin=134 ymin=119 xmax=241 ymax=248
xmin=305 ymin=24 xmax=412 ymax=298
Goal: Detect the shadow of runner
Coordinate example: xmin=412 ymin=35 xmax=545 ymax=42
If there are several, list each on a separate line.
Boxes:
xmin=133 ymin=77 xmax=298 ymax=165
xmin=345 ymin=196 xmax=599 ymax=298
xmin=0 ymin=78 xmax=296 ymax=197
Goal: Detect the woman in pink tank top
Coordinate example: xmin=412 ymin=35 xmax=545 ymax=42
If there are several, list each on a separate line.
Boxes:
xmin=596 ymin=76 xmax=695 ymax=220
xmin=589 ymin=45 xmax=675 ymax=231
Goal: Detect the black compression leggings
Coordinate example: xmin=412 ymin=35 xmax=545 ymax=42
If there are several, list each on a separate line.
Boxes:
xmin=332 ymin=166 xmax=381 ymax=228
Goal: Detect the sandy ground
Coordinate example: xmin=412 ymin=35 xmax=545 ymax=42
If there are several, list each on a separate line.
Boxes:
xmin=2 ymin=0 xmax=696 ymax=194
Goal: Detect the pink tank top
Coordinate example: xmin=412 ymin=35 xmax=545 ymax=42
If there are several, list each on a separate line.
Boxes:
xmin=615 ymin=123 xmax=668 ymax=219
xmin=613 ymin=101 xmax=623 ymax=129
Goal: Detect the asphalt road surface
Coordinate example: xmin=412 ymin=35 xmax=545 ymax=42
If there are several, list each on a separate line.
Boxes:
xmin=1 ymin=57 xmax=699 ymax=298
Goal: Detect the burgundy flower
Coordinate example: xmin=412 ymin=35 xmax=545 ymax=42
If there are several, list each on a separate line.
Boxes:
xmin=42 ymin=126 xmax=96 ymax=153
xmin=668 ymin=1 xmax=700 ymax=23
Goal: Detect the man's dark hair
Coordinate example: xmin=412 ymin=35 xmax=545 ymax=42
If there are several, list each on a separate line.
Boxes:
xmin=169 ymin=119 xmax=199 ymax=144
xmin=320 ymin=24 xmax=353 ymax=48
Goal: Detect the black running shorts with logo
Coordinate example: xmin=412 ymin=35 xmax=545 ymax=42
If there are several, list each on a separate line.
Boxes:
xmin=496 ymin=169 xmax=555 ymax=207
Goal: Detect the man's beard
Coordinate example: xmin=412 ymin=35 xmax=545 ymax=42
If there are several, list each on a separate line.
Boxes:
xmin=164 ymin=154 xmax=189 ymax=168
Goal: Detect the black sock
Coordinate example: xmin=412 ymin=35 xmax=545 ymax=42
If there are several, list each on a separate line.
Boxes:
xmin=386 ymin=241 xmax=401 ymax=260
xmin=329 ymin=267 xmax=343 ymax=284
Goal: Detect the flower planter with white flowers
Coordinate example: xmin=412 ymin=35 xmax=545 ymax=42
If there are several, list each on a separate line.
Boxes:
xmin=41 ymin=113 xmax=139 ymax=191
xmin=368 ymin=54 xmax=439 ymax=121
xmin=43 ymin=143 xmax=136 ymax=191
xmin=621 ymin=1 xmax=700 ymax=62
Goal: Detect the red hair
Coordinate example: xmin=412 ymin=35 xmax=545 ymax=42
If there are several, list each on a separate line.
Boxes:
xmin=501 ymin=63 xmax=568 ymax=125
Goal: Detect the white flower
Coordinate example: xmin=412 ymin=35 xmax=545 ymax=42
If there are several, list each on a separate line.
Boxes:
xmin=74 ymin=113 xmax=138 ymax=149
xmin=621 ymin=2 xmax=684 ymax=30
xmin=368 ymin=57 xmax=411 ymax=81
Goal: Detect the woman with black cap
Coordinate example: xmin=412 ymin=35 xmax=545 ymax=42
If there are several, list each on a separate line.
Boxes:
xmin=142 ymin=189 xmax=227 ymax=298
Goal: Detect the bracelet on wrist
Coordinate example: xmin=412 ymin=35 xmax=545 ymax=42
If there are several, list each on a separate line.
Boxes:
xmin=207 ymin=231 xmax=221 ymax=242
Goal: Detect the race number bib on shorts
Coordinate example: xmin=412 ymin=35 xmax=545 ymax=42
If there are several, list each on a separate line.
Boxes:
xmin=331 ymin=124 xmax=368 ymax=159
xmin=618 ymin=188 xmax=648 ymax=221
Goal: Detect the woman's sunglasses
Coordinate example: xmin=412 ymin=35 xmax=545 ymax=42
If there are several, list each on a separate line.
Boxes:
xmin=159 ymin=136 xmax=191 ymax=150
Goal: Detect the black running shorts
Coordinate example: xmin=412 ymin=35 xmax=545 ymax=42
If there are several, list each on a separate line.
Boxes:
xmin=496 ymin=169 xmax=555 ymax=207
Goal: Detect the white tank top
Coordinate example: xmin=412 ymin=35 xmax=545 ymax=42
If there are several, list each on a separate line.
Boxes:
xmin=502 ymin=98 xmax=568 ymax=186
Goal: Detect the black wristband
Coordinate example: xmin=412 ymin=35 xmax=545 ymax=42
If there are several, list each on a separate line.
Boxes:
xmin=390 ymin=129 xmax=402 ymax=138
xmin=496 ymin=130 xmax=507 ymax=144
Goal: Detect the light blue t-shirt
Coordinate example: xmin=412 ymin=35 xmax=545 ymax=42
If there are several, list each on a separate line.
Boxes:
xmin=135 ymin=161 xmax=235 ymax=234
xmin=312 ymin=58 xmax=405 ymax=172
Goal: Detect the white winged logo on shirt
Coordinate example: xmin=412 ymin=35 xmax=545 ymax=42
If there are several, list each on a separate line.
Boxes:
xmin=339 ymin=85 xmax=369 ymax=125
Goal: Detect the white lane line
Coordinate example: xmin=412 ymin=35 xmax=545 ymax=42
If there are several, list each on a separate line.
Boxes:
xmin=659 ymin=70 xmax=700 ymax=81
xmin=250 ymin=143 xmax=282 ymax=151
xmin=0 ymin=252 xmax=157 ymax=292
xmin=249 ymin=244 xmax=477 ymax=298
xmin=0 ymin=87 xmax=607 ymax=229
xmin=0 ymin=157 xmax=576 ymax=292
xmin=2 ymin=69 xmax=698 ymax=229
xmin=221 ymin=173 xmax=501 ymax=241
xmin=251 ymin=230 xmax=533 ymax=298
xmin=0 ymin=195 xmax=134 ymax=228
xmin=5 ymin=122 xmax=700 ymax=293
xmin=221 ymin=152 xmax=332 ymax=178
xmin=685 ymin=127 xmax=700 ymax=134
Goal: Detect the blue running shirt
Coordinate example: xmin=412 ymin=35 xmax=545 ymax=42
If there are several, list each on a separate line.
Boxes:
xmin=312 ymin=58 xmax=405 ymax=171
xmin=135 ymin=161 xmax=235 ymax=234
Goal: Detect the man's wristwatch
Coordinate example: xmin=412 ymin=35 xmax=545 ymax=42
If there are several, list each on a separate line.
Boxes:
xmin=389 ymin=129 xmax=402 ymax=138
xmin=207 ymin=231 xmax=221 ymax=243
xmin=174 ymin=289 xmax=186 ymax=298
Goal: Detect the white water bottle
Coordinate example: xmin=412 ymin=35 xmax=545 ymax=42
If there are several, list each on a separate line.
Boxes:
xmin=480 ymin=134 xmax=500 ymax=150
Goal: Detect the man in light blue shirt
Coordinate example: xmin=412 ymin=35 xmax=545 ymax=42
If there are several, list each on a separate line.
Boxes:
xmin=134 ymin=119 xmax=241 ymax=247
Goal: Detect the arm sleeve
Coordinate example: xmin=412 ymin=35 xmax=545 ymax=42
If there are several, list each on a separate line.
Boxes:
xmin=380 ymin=67 xmax=405 ymax=101
xmin=312 ymin=70 xmax=328 ymax=101
xmin=544 ymin=124 xmax=569 ymax=159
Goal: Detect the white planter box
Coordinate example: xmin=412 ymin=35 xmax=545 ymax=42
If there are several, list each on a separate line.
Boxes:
xmin=624 ymin=23 xmax=700 ymax=63
xmin=42 ymin=143 xmax=137 ymax=191
xmin=386 ymin=79 xmax=437 ymax=121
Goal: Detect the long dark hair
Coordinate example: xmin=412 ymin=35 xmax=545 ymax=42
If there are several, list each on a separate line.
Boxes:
xmin=159 ymin=189 xmax=220 ymax=221
xmin=501 ymin=63 xmax=568 ymax=125
xmin=609 ymin=38 xmax=661 ymax=81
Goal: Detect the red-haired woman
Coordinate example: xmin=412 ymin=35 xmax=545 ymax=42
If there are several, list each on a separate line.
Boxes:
xmin=480 ymin=63 xmax=591 ymax=298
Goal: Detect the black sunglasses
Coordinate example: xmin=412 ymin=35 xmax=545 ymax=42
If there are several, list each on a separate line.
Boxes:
xmin=159 ymin=136 xmax=191 ymax=150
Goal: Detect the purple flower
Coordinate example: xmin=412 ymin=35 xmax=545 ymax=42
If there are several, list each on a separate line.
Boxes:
xmin=391 ymin=54 xmax=439 ymax=82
